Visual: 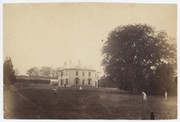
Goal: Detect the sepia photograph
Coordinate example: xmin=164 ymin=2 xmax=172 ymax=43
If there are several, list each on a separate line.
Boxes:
xmin=2 ymin=1 xmax=178 ymax=120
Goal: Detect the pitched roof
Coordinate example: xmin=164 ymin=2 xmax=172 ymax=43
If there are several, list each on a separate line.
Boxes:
xmin=57 ymin=65 xmax=96 ymax=71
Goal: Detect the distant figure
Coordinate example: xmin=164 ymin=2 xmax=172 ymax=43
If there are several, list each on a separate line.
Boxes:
xmin=79 ymin=86 xmax=82 ymax=90
xmin=142 ymin=91 xmax=147 ymax=101
xmin=165 ymin=91 xmax=168 ymax=101
xmin=52 ymin=87 xmax=58 ymax=98
xmin=150 ymin=112 xmax=155 ymax=120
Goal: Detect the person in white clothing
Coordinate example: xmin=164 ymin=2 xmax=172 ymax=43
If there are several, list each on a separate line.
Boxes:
xmin=165 ymin=91 xmax=168 ymax=101
xmin=79 ymin=86 xmax=82 ymax=90
xmin=142 ymin=91 xmax=147 ymax=101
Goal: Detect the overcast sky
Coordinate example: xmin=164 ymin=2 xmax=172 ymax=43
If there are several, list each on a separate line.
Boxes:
xmin=3 ymin=3 xmax=177 ymax=75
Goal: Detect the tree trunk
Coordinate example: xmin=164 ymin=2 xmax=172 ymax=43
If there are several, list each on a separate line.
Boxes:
xmin=132 ymin=81 xmax=138 ymax=94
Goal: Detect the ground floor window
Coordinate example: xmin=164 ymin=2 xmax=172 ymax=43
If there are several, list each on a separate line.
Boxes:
xmin=61 ymin=79 xmax=63 ymax=85
xmin=88 ymin=78 xmax=91 ymax=85
xmin=75 ymin=78 xmax=79 ymax=85
xmin=66 ymin=79 xmax=68 ymax=85
xmin=82 ymin=80 xmax=85 ymax=85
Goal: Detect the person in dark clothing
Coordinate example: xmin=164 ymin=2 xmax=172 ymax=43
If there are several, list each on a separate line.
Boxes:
xmin=150 ymin=112 xmax=155 ymax=120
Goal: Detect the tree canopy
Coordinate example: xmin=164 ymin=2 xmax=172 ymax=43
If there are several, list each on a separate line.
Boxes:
xmin=102 ymin=24 xmax=177 ymax=95
xmin=4 ymin=57 xmax=16 ymax=89
xmin=26 ymin=66 xmax=60 ymax=78
xmin=39 ymin=66 xmax=52 ymax=77
xmin=26 ymin=67 xmax=39 ymax=76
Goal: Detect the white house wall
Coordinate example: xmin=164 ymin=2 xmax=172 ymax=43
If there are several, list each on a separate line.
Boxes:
xmin=58 ymin=69 xmax=97 ymax=87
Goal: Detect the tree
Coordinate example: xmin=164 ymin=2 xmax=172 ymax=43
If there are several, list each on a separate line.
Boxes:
xmin=51 ymin=67 xmax=61 ymax=78
xmin=39 ymin=66 xmax=52 ymax=77
xmin=26 ymin=67 xmax=39 ymax=76
xmin=4 ymin=57 xmax=16 ymax=89
xmin=99 ymin=76 xmax=117 ymax=88
xmin=102 ymin=24 xmax=176 ymax=94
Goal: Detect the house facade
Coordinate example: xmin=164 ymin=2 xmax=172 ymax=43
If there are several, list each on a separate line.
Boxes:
xmin=58 ymin=67 xmax=99 ymax=87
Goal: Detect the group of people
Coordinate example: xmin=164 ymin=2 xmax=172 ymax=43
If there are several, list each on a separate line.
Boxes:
xmin=142 ymin=91 xmax=168 ymax=120
xmin=142 ymin=91 xmax=168 ymax=101
xmin=51 ymin=87 xmax=168 ymax=120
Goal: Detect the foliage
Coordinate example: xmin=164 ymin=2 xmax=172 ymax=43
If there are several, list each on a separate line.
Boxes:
xmin=39 ymin=66 xmax=52 ymax=77
xmin=102 ymin=24 xmax=177 ymax=95
xmin=99 ymin=76 xmax=117 ymax=88
xmin=26 ymin=67 xmax=60 ymax=77
xmin=4 ymin=57 xmax=17 ymax=88
xmin=26 ymin=67 xmax=39 ymax=76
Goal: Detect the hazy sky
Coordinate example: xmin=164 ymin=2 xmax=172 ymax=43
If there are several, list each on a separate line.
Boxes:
xmin=3 ymin=3 xmax=177 ymax=75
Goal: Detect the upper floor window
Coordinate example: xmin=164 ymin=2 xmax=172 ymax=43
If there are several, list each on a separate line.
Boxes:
xmin=76 ymin=71 xmax=78 ymax=76
xmin=66 ymin=71 xmax=68 ymax=76
xmin=88 ymin=72 xmax=91 ymax=76
xmin=61 ymin=72 xmax=63 ymax=76
xmin=82 ymin=72 xmax=85 ymax=76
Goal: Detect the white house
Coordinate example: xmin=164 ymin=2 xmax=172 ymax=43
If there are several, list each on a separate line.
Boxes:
xmin=57 ymin=66 xmax=100 ymax=87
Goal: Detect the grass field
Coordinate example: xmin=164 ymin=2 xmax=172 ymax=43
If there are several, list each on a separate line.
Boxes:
xmin=4 ymin=84 xmax=177 ymax=119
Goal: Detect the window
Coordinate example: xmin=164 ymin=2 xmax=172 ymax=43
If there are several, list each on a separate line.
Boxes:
xmin=76 ymin=71 xmax=78 ymax=76
xmin=82 ymin=72 xmax=85 ymax=76
xmin=66 ymin=71 xmax=68 ymax=76
xmin=88 ymin=78 xmax=91 ymax=85
xmin=88 ymin=80 xmax=91 ymax=85
xmin=66 ymin=79 xmax=68 ymax=85
xmin=61 ymin=71 xmax=63 ymax=76
xmin=88 ymin=72 xmax=91 ymax=76
xmin=82 ymin=80 xmax=85 ymax=85
xmin=75 ymin=78 xmax=79 ymax=85
xmin=61 ymin=79 xmax=63 ymax=85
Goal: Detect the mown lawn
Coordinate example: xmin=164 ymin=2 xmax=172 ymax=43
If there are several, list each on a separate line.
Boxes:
xmin=4 ymin=84 xmax=177 ymax=119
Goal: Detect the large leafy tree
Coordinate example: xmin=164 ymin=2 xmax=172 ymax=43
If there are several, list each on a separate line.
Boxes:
xmin=102 ymin=24 xmax=176 ymax=95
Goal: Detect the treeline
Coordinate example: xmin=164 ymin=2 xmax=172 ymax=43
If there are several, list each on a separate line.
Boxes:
xmin=26 ymin=66 xmax=61 ymax=78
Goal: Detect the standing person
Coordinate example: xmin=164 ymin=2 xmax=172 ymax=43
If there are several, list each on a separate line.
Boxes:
xmin=79 ymin=86 xmax=82 ymax=90
xmin=142 ymin=91 xmax=147 ymax=101
xmin=150 ymin=112 xmax=155 ymax=120
xmin=53 ymin=86 xmax=58 ymax=98
xmin=165 ymin=91 xmax=168 ymax=101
